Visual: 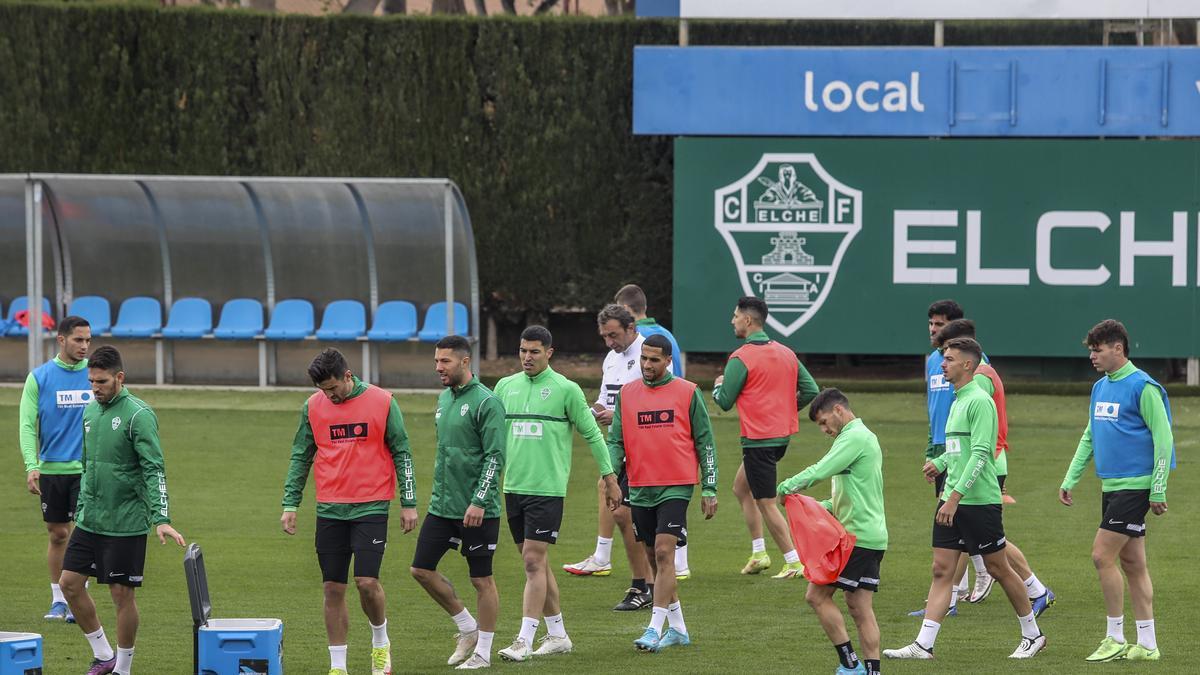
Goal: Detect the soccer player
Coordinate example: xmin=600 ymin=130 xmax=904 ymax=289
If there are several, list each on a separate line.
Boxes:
xmin=280 ymin=348 xmax=418 ymax=675
xmin=614 ymin=283 xmax=690 ymax=577
xmin=411 ymin=335 xmax=507 ymax=670
xmin=884 ymin=337 xmax=1046 ymax=660
xmin=1060 ymin=319 xmax=1173 ymax=662
xmin=778 ymin=388 xmax=886 ymax=675
xmin=59 ymin=346 xmax=186 ymax=675
xmin=918 ymin=299 xmax=984 ymax=611
xmin=608 ymin=334 xmax=718 ymax=653
xmin=494 ymin=326 xmax=622 ymax=661
xmin=19 ymin=315 xmax=92 ymax=622
xmin=563 ymin=305 xmax=655 ymax=612
xmin=934 ymin=320 xmax=1055 ymax=616
xmin=713 ymin=296 xmax=817 ymax=579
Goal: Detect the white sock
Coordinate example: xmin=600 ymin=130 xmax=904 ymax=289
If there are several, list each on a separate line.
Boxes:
xmin=1023 ymin=574 xmax=1047 ymax=599
xmin=1135 ymin=619 xmax=1157 ymax=650
xmin=751 ymin=538 xmax=766 ymax=554
xmin=649 ymin=606 xmax=668 ymax=633
xmin=916 ymin=619 xmax=941 ymax=650
xmin=958 ymin=566 xmax=970 ymax=589
xmin=674 ymin=544 xmax=689 ymax=570
xmin=666 ymin=601 xmax=687 ymax=634
xmin=475 ymin=631 xmax=494 ymax=662
xmin=1106 ymin=616 xmax=1126 ymax=642
xmin=329 ymin=645 xmax=347 ymax=670
xmin=51 ymin=583 xmax=65 ymax=604
xmin=452 ymin=608 xmax=478 ymax=634
xmin=1018 ymin=612 xmax=1041 ymax=639
xmin=948 ymin=584 xmax=959 ymax=609
xmin=970 ymin=555 xmax=988 ymax=576
xmin=518 ymin=617 xmax=539 ymax=645
xmin=782 ymin=549 xmax=800 ymax=564
xmin=85 ymin=627 xmax=114 ymax=661
xmin=115 ymin=647 xmax=134 ymax=673
xmin=594 ymin=537 xmax=614 ymax=566
xmin=370 ymin=620 xmax=389 ymax=649
xmin=544 ymin=613 xmax=566 ymax=638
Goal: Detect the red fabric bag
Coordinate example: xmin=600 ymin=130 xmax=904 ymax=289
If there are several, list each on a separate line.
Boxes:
xmin=783 ymin=493 xmax=857 ymax=585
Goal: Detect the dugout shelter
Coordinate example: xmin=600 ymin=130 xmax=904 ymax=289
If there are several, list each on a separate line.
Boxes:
xmin=0 ymin=175 xmax=479 ymax=387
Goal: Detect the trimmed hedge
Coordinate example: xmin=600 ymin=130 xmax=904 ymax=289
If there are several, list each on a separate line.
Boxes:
xmin=0 ymin=6 xmax=1108 ymax=320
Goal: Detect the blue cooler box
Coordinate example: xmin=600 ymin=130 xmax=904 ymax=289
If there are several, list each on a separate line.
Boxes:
xmin=198 ymin=619 xmax=282 ymax=675
xmin=0 ymin=632 xmax=42 ymax=675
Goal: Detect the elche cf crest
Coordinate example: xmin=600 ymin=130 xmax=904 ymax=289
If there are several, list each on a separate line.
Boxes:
xmin=715 ymin=154 xmax=862 ymax=336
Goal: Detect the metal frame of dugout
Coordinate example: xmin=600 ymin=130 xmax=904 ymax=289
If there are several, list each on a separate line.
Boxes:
xmin=5 ymin=174 xmax=479 ymax=387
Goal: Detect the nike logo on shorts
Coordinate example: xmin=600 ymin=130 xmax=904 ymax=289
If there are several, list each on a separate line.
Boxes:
xmin=667 ymin=522 xmax=681 ymax=528
xmin=1108 ymin=519 xmax=1124 ymax=525
xmin=535 ymin=529 xmax=550 ymax=534
xmin=109 ymin=572 xmax=125 ymax=577
xmin=372 ymin=539 xmax=384 ymax=544
xmin=469 ymin=544 xmax=483 ymax=551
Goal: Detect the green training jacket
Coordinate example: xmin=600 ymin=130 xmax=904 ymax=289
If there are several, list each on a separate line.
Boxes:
xmin=430 ymin=377 xmax=507 ymax=519
xmin=76 ymin=388 xmax=172 ymax=537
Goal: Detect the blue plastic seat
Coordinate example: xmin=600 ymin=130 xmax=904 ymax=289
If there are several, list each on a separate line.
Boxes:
xmin=5 ymin=296 xmax=53 ymax=336
xmin=110 ymin=297 xmax=163 ymax=338
xmin=367 ymin=301 xmax=419 ymax=342
xmin=418 ymin=301 xmax=469 ymax=342
xmin=264 ymin=299 xmax=315 ymax=341
xmin=316 ymin=300 xmax=367 ymax=341
xmin=68 ymin=296 xmax=112 ymax=335
xmin=213 ymin=298 xmax=264 ymax=340
xmin=161 ymin=298 xmax=213 ymax=339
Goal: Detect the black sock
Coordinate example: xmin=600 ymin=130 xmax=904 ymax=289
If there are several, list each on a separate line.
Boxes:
xmin=631 ymin=578 xmax=647 ymax=592
xmin=834 ymin=641 xmax=859 ymax=669
xmin=865 ymin=658 xmax=880 ymax=674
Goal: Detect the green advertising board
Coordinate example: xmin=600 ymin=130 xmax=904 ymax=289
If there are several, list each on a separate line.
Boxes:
xmin=674 ymin=138 xmax=1200 ymax=357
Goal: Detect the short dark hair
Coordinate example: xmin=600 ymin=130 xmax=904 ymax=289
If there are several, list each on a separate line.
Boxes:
xmin=614 ymin=284 xmax=648 ymax=315
xmin=436 ymin=334 xmax=472 ymax=356
xmin=808 ymin=388 xmax=851 ymax=422
xmin=927 ymin=299 xmax=964 ymax=321
xmin=942 ymin=336 xmax=983 ymax=368
xmin=643 ymin=333 xmax=672 ymax=357
xmin=736 ymin=296 xmax=769 ymax=324
xmin=57 ymin=315 xmax=90 ymax=337
xmin=1085 ymin=319 xmax=1130 ymax=356
xmin=308 ymin=348 xmax=349 ymax=384
xmin=597 ymin=304 xmax=635 ymax=329
xmin=934 ymin=318 xmax=976 ymax=348
xmin=520 ymin=325 xmax=553 ymax=348
xmin=88 ymin=345 xmax=123 ymax=373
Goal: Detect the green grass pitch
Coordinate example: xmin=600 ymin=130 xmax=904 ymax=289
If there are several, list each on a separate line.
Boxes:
xmin=0 ymin=387 xmax=1194 ymax=673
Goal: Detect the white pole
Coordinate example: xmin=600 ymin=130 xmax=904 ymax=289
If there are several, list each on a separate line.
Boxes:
xmin=24 ymin=179 xmax=36 ymax=373
xmin=934 ymin=20 xmax=944 ymax=47
xmin=1188 ymin=357 xmax=1199 ymax=386
xmin=444 ymin=184 xmax=455 ymax=341
xmin=32 ymin=181 xmax=44 ymax=369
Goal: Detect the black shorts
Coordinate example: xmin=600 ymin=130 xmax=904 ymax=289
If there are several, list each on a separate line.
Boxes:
xmin=931 ymin=501 xmax=1007 ymax=557
xmin=1100 ymin=490 xmax=1150 ymax=538
xmin=630 ymin=499 xmax=688 ymax=546
xmin=411 ymin=514 xmax=500 ymax=578
xmin=617 ymin=468 xmax=631 ymax=508
xmin=40 ymin=473 xmax=81 ymax=523
xmin=62 ymin=528 xmax=146 ymax=587
xmin=506 ymin=494 xmax=563 ymax=545
xmin=315 ymin=514 xmax=388 ymax=584
xmin=743 ymin=445 xmax=787 ymax=500
xmin=829 ymin=547 xmax=884 ymax=593
xmin=997 ymin=474 xmax=1007 ymax=492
